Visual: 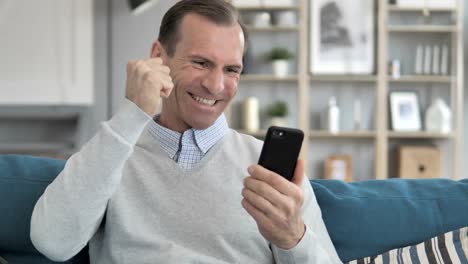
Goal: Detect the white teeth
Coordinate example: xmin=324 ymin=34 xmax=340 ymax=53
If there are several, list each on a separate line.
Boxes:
xmin=192 ymin=95 xmax=216 ymax=106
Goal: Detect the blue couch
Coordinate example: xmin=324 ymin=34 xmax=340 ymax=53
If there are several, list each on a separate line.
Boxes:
xmin=1 ymin=154 xmax=468 ymax=263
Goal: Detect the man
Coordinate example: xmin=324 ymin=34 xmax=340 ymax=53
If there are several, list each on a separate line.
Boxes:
xmin=31 ymin=0 xmax=342 ymax=263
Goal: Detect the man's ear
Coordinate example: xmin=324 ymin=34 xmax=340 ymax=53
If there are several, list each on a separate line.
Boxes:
xmin=150 ymin=41 xmax=165 ymax=58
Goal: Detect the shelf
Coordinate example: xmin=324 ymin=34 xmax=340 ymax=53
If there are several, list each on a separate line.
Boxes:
xmin=388 ymin=5 xmax=456 ymax=12
xmin=388 ymin=75 xmax=452 ymax=83
xmin=387 ymin=131 xmax=453 ymax=139
xmin=388 ymin=25 xmax=457 ymax=33
xmin=0 ymin=112 xmax=79 ymax=120
xmin=309 ymin=75 xmax=377 ymax=82
xmin=245 ymin=26 xmax=299 ymax=32
xmin=236 ymin=6 xmax=299 ymax=11
xmin=310 ymin=131 xmax=376 ymax=139
xmin=0 ymin=142 xmax=74 ymax=152
xmin=240 ymin=74 xmax=299 ymax=82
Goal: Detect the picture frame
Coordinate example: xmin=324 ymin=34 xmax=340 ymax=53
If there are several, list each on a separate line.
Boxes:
xmin=310 ymin=0 xmax=374 ymax=74
xmin=324 ymin=155 xmax=352 ymax=182
xmin=389 ymin=92 xmax=422 ymax=131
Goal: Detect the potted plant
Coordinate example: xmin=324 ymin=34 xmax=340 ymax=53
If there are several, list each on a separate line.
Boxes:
xmin=266 ymin=47 xmax=294 ymax=77
xmin=266 ymin=100 xmax=289 ymax=127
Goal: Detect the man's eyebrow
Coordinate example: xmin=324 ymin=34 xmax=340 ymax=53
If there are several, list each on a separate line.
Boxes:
xmin=189 ymin=54 xmax=242 ymax=69
xmin=189 ymin=54 xmax=210 ymax=61
xmin=226 ymin=64 xmax=243 ymax=69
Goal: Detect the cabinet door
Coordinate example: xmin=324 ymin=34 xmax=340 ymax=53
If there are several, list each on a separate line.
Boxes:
xmin=0 ymin=0 xmax=93 ymax=105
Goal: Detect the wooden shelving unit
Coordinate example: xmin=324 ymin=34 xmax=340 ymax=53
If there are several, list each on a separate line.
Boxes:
xmin=388 ymin=25 xmax=457 ymax=33
xmin=0 ymin=142 xmax=74 ymax=153
xmin=388 ymin=5 xmax=456 ymax=12
xmin=236 ymin=6 xmax=299 ymax=12
xmin=387 ymin=132 xmax=454 ymax=139
xmin=309 ymin=131 xmax=376 ymax=139
xmin=388 ymin=75 xmax=452 ymax=83
xmin=309 ymin=75 xmax=377 ymax=82
xmin=240 ymin=74 xmax=299 ymax=82
xmin=245 ymin=26 xmax=299 ymax=32
xmin=232 ymin=1 xmax=463 ymax=180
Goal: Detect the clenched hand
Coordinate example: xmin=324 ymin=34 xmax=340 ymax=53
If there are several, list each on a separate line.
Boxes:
xmin=126 ymin=58 xmax=174 ymax=117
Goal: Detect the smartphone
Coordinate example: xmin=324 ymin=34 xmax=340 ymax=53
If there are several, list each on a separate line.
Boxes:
xmin=258 ymin=126 xmax=304 ymax=181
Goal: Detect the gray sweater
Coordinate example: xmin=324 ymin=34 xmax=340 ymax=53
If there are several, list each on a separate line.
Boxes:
xmin=31 ymin=99 xmax=342 ymax=263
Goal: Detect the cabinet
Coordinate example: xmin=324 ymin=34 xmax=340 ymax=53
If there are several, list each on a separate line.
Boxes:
xmin=0 ymin=0 xmax=94 ymax=105
xmin=230 ymin=0 xmax=463 ymax=180
xmin=0 ymin=0 xmax=94 ymax=157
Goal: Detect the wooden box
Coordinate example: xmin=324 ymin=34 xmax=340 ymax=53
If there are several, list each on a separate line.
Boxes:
xmin=396 ymin=146 xmax=441 ymax=178
xmin=324 ymin=155 xmax=353 ymax=182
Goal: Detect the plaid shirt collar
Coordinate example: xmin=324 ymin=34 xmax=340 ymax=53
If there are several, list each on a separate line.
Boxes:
xmin=147 ymin=114 xmax=228 ymax=159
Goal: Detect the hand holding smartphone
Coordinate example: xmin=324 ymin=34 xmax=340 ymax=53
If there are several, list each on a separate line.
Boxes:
xmin=257 ymin=126 xmax=304 ymax=181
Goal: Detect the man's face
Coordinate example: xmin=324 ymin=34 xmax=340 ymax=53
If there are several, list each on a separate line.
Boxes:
xmin=155 ymin=14 xmax=244 ymax=132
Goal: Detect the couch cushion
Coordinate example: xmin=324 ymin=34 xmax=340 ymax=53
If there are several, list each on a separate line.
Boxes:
xmin=0 ymin=155 xmax=65 ymax=253
xmin=311 ymin=178 xmax=468 ymax=262
xmin=347 ymin=226 xmax=468 ymax=263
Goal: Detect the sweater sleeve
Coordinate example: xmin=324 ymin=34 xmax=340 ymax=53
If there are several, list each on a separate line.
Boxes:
xmin=271 ymin=177 xmax=343 ymax=264
xmin=30 ymin=99 xmax=152 ymax=262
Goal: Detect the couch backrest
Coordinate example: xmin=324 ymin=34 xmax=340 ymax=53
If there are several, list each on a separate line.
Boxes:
xmin=311 ymin=178 xmax=468 ymax=262
xmin=0 ymin=155 xmax=89 ymax=264
xmin=2 ymin=154 xmax=468 ymax=263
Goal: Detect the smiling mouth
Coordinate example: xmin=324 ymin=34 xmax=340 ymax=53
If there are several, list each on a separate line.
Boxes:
xmin=189 ymin=93 xmax=217 ymax=106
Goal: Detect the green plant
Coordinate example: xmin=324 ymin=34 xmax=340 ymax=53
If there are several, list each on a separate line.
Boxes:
xmin=266 ymin=101 xmax=288 ymax=117
xmin=266 ymin=47 xmax=294 ymax=61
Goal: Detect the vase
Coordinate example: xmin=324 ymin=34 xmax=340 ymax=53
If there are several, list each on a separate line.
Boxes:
xmin=242 ymin=97 xmax=260 ymax=132
xmin=269 ymin=117 xmax=288 ymax=127
xmin=272 ymin=60 xmax=289 ymax=77
xmin=425 ymin=98 xmax=451 ymax=133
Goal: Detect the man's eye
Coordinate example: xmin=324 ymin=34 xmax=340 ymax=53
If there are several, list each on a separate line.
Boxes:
xmin=192 ymin=60 xmax=207 ymax=67
xmin=227 ymin=68 xmax=240 ymax=74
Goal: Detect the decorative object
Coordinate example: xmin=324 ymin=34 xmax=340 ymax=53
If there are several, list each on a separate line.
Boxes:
xmin=425 ymin=98 xmax=452 ymax=133
xmin=232 ymin=0 xmax=261 ymax=7
xmin=353 ymin=99 xmax=361 ymax=130
xmin=414 ymin=45 xmax=423 ymax=74
xmin=423 ymin=45 xmax=432 ymax=75
xmin=266 ymin=100 xmax=289 ymax=127
xmin=432 ymin=45 xmax=440 ymax=75
xmin=389 ymin=92 xmax=422 ymax=131
xmin=252 ymin=12 xmax=271 ymax=28
xmin=325 ymin=96 xmax=340 ymax=133
xmin=242 ymin=97 xmax=260 ymax=132
xmin=310 ymin=0 xmax=374 ymax=74
xmin=389 ymin=60 xmax=401 ymax=79
xmin=396 ymin=145 xmax=441 ymax=178
xmin=266 ymin=47 xmax=294 ymax=77
xmin=441 ymin=44 xmax=449 ymax=75
xmin=324 ymin=155 xmax=352 ymax=182
xmin=273 ymin=11 xmax=297 ymax=26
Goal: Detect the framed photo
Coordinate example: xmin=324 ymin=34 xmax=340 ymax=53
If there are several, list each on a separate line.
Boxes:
xmin=389 ymin=92 xmax=422 ymax=131
xmin=310 ymin=0 xmax=374 ymax=74
xmin=324 ymin=155 xmax=352 ymax=182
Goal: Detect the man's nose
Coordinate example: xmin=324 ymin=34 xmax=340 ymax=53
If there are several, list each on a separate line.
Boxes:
xmin=201 ymin=69 xmax=225 ymax=94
